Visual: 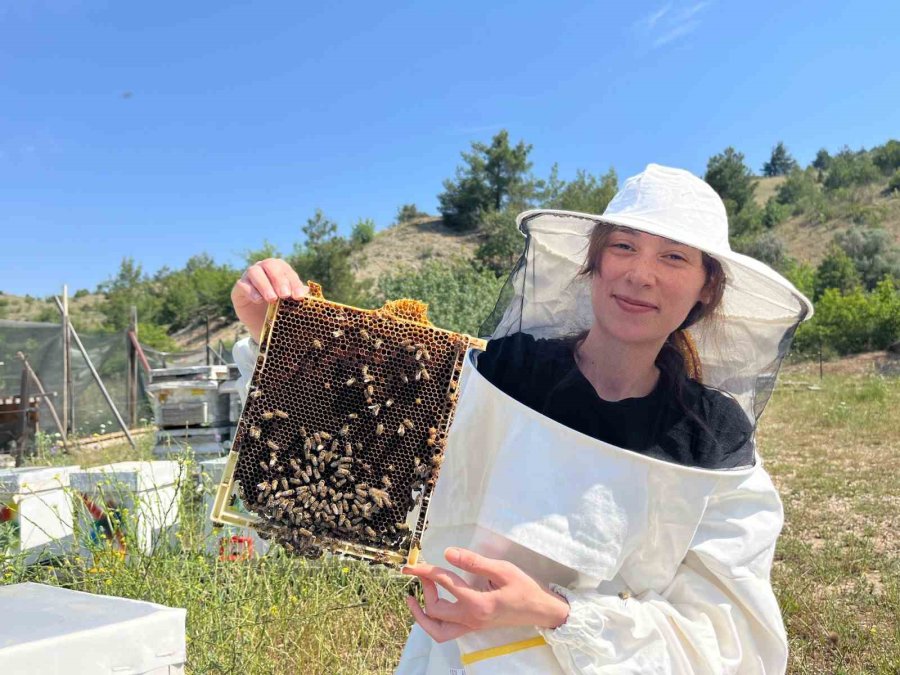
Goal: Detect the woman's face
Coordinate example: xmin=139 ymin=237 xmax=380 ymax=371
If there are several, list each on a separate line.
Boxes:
xmin=590 ymin=228 xmax=710 ymax=347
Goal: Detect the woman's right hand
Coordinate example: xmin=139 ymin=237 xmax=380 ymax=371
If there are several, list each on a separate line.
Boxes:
xmin=232 ymin=258 xmax=309 ymax=341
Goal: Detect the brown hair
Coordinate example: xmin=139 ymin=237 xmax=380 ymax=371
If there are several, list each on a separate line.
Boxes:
xmin=573 ymin=221 xmax=727 ymax=430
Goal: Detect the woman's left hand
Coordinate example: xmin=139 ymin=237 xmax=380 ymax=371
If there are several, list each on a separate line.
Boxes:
xmin=402 ymin=547 xmax=570 ymax=643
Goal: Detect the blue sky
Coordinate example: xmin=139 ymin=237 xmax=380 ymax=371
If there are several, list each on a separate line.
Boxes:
xmin=2 ymin=0 xmax=898 ymax=297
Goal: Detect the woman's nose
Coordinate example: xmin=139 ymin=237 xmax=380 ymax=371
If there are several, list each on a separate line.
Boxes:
xmin=625 ymin=257 xmax=656 ymax=286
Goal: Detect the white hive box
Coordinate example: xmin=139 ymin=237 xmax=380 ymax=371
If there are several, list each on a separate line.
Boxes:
xmin=0 ymin=582 xmax=186 ymax=674
xmin=0 ymin=465 xmax=79 ymax=564
xmin=200 ymin=456 xmax=268 ymax=559
xmin=70 ymin=461 xmax=183 ymax=556
xmin=153 ymin=425 xmax=230 ymax=460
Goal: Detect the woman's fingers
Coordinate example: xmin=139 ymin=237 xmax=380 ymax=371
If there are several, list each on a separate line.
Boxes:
xmin=244 ymin=264 xmax=278 ymax=302
xmin=419 ymin=577 xmax=476 ymax=627
xmin=403 ymin=564 xmax=474 ymax=600
xmin=405 ymin=596 xmax=471 ymax=644
xmin=446 ymin=547 xmax=512 ymax=583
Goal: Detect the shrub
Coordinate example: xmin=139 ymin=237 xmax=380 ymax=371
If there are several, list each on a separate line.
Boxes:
xmin=475 ymin=209 xmax=525 ymax=275
xmin=375 ymin=260 xmax=504 ymax=336
xmin=814 ymin=244 xmax=862 ymax=300
xmin=834 ymin=226 xmax=900 ymax=290
xmin=396 ymin=204 xmax=427 ymax=224
xmin=762 ymin=197 xmax=788 ymax=228
xmin=732 ymin=232 xmax=790 ymax=272
xmin=871 ymin=139 xmax=900 ymax=175
xmin=350 ymin=219 xmax=376 ymax=247
xmin=823 ymin=148 xmax=881 ymax=191
xmin=888 ymin=169 xmax=900 ymax=194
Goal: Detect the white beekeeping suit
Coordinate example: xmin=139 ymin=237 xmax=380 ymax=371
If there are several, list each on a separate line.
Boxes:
xmin=394 ymin=164 xmax=813 ymax=675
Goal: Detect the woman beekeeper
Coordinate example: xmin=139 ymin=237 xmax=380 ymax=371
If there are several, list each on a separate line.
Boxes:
xmin=393 ymin=164 xmax=812 ymax=674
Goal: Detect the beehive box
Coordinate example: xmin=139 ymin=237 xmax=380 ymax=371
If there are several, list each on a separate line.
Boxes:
xmin=0 ymin=582 xmax=186 ymax=674
xmin=70 ymin=461 xmax=183 ymax=556
xmin=0 ymin=466 xmax=80 ymax=564
xmin=200 ymin=455 xmax=269 ymax=559
xmin=212 ymin=284 xmax=484 ymax=567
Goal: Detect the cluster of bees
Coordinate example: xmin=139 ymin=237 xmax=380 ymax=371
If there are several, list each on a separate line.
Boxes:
xmin=234 ymin=297 xmax=467 ymax=564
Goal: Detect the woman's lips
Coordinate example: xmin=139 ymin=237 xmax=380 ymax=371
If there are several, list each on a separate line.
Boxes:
xmin=613 ymin=295 xmax=657 ymax=313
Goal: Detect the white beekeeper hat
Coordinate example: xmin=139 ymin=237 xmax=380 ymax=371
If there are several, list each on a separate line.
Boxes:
xmin=482 ymin=163 xmax=814 ymax=422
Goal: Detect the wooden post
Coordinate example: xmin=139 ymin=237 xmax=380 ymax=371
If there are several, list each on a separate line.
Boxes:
xmin=53 ymin=296 xmax=136 ymax=448
xmin=128 ymin=306 xmax=138 ymax=427
xmin=205 ymin=315 xmax=211 ymax=366
xmin=62 ymin=284 xmax=72 ymax=435
xmin=16 ymin=367 xmax=31 ymax=466
xmin=16 ymin=351 xmax=68 ymax=450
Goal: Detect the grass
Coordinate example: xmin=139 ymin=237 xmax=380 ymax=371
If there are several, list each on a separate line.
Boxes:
xmin=2 ymin=363 xmax=898 ymax=673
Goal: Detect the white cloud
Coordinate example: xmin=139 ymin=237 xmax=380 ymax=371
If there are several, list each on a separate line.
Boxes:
xmin=635 ymin=0 xmax=714 ymax=50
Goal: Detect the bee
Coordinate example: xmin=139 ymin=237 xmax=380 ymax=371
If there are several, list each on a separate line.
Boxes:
xmin=259 ymin=461 xmax=270 ymax=472
xmin=267 ymin=439 xmax=280 ymax=451
xmin=385 ymin=398 xmax=394 ymax=407
xmin=320 ymin=431 xmax=333 ymax=441
xmin=257 ymin=481 xmax=271 ymax=492
xmin=248 ymin=426 xmax=262 ymax=439
xmin=373 ymin=339 xmax=383 ymax=350
xmin=299 ymin=426 xmax=308 ymax=437
xmin=347 ymin=413 xmax=358 ymax=419
xmin=415 ymin=398 xmax=422 ymax=405
xmin=364 ymin=526 xmax=377 ymax=539
xmin=420 ymin=368 xmax=431 ymax=382
xmin=298 ymin=528 xmax=313 ymax=538
xmin=618 ymin=590 xmax=631 ymax=601
xmin=401 ymin=373 xmax=409 ymax=384
xmin=402 ymin=419 xmax=415 ymax=430
xmin=415 ymin=349 xmax=423 ymax=361
xmin=375 ymin=423 xmax=384 ymax=436
xmin=400 ymin=338 xmax=412 ymax=347
xmin=249 ymin=389 xmax=263 ymax=399
xmin=274 ymin=409 xmax=289 ymax=419
xmin=368 ymin=403 xmax=381 ymax=416
xmin=422 ymin=349 xmax=431 ymax=361
xmin=447 ymin=391 xmax=458 ymax=403
xmin=261 ymin=411 xmax=275 ymax=420
xmin=330 ymin=503 xmax=340 ymax=516
xmin=332 ymin=329 xmax=344 ymax=338
xmin=346 ymin=377 xmax=356 ymax=386
xmin=382 ymin=476 xmax=392 ymax=488
xmin=339 ymin=424 xmax=350 ymax=437
xmin=431 ymin=454 xmax=444 ymax=468
xmin=335 ymin=467 xmax=351 ymax=478
xmin=312 ymin=338 xmax=323 ymax=350
xmin=397 ymin=424 xmax=406 ymax=437
xmin=344 ymin=442 xmax=353 ymax=456
xmin=359 ymin=328 xmax=370 ymax=340
xmin=289 ymin=458 xmax=301 ymax=471
xmin=366 ymin=384 xmax=375 ymax=397
xmin=395 ymin=523 xmax=409 ymax=531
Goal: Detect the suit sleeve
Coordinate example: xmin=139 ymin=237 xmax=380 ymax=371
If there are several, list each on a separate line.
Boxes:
xmin=538 ymin=464 xmax=788 ymax=674
xmin=232 ymin=336 xmax=259 ymax=407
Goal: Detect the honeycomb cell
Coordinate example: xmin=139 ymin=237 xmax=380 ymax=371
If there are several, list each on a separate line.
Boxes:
xmin=232 ymin=288 xmax=478 ymax=567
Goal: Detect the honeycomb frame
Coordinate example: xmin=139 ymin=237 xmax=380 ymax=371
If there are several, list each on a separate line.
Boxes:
xmin=211 ymin=284 xmax=485 ymax=567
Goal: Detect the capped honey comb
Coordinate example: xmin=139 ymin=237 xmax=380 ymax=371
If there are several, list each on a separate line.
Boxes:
xmin=228 ymin=282 xmax=484 ymax=567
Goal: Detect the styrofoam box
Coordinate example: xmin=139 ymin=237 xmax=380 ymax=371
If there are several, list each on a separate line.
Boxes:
xmin=0 ymin=582 xmax=186 ymax=674
xmin=69 ymin=461 xmax=183 ymax=556
xmin=0 ymin=465 xmax=80 ymax=564
xmin=153 ymin=426 xmax=230 ymax=460
xmin=199 ymin=456 xmax=269 ymax=559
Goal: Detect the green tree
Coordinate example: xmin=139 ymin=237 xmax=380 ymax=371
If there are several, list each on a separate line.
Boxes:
xmin=732 ymin=232 xmax=790 ymax=272
xmin=871 ymin=139 xmax=900 ymax=175
xmin=475 ymin=209 xmax=524 ymax=275
xmin=761 ymin=142 xmax=798 ymax=177
xmin=705 ymin=147 xmax=757 ymax=215
xmin=243 ymin=240 xmax=282 ymax=266
xmin=888 ymin=169 xmax=900 ymax=194
xmin=438 ymin=130 xmax=536 ymax=230
xmin=375 ymin=260 xmax=504 ymax=336
xmin=835 ymin=226 xmax=900 ymax=290
xmin=396 ymin=204 xmax=427 ymax=224
xmin=814 ymin=244 xmax=862 ymax=300
xmin=156 ymin=254 xmax=239 ymax=329
xmin=289 ymin=209 xmax=370 ymax=306
xmin=823 ymin=147 xmax=880 ymax=191
xmin=542 ymin=168 xmax=618 ymax=214
xmin=350 ymin=219 xmax=376 ymax=247
xmin=762 ymin=197 xmax=788 ymax=228
xmin=99 ymin=258 xmax=161 ymax=330
xmin=811 ymin=148 xmax=832 ymax=173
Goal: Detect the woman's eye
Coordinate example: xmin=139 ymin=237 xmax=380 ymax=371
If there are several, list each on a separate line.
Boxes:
xmin=611 ymin=242 xmax=633 ymax=251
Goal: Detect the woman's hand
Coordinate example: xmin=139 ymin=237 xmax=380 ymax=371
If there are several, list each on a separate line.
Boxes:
xmin=402 ymin=547 xmax=569 ymax=643
xmin=232 ymin=258 xmax=309 ymax=340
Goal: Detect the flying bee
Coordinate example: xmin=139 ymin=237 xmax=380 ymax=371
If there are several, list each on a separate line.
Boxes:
xmin=249 ymin=389 xmax=263 ymax=399
xmin=402 ymin=419 xmax=415 ymax=430
xmin=332 ymin=329 xmax=344 ymax=338
xmin=375 ymin=423 xmax=384 ymax=436
xmin=274 ymin=409 xmax=289 ymax=419
xmin=267 ymin=439 xmax=280 ymax=451
xmin=248 ymin=426 xmax=262 ymax=439
xmin=397 ymin=424 xmax=406 ymax=437
xmin=261 ymin=411 xmax=275 ymax=420
xmin=312 ymin=338 xmax=323 ymax=350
